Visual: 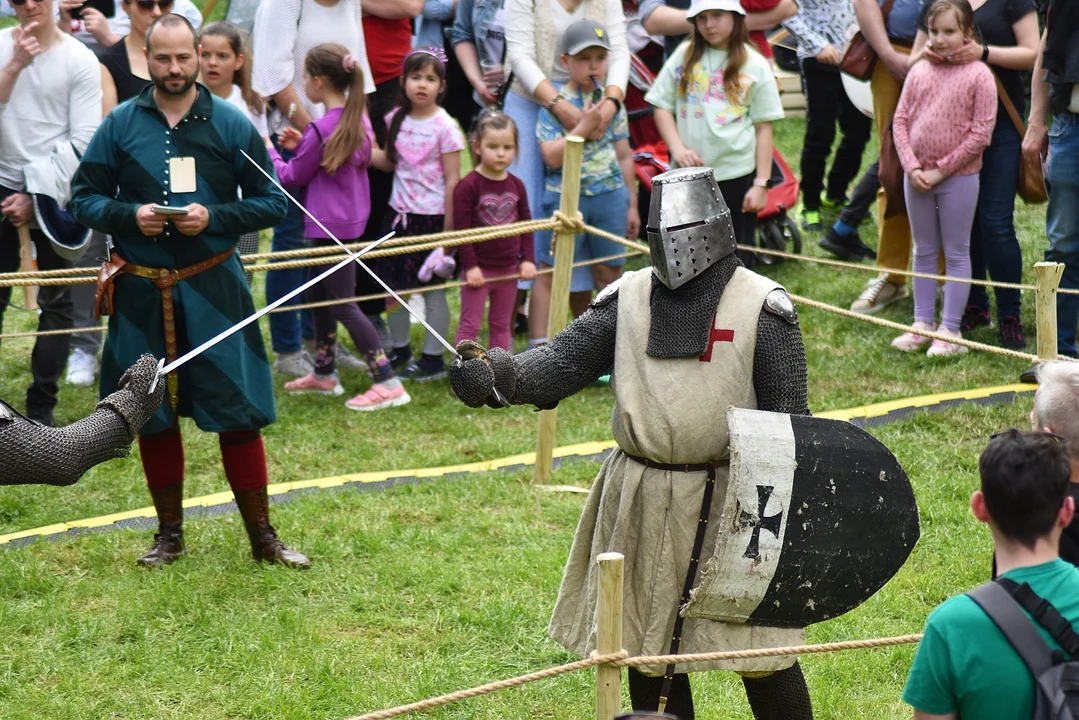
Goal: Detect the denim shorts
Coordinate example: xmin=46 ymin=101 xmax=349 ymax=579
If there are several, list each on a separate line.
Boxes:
xmin=538 ymin=185 xmax=630 ymax=293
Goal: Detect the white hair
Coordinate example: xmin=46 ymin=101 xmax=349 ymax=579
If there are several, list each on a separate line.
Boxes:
xmin=1034 ymin=362 xmax=1079 ymax=460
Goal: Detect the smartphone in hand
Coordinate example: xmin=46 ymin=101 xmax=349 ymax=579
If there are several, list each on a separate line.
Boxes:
xmin=151 ymin=204 xmax=190 ymax=216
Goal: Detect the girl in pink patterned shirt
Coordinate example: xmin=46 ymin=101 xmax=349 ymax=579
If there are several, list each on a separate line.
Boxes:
xmin=891 ymin=0 xmax=997 ymax=357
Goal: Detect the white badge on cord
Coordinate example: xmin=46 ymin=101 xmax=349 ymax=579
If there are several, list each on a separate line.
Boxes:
xmin=169 ymin=157 xmax=197 ymax=194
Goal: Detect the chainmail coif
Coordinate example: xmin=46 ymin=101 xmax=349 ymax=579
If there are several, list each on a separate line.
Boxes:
xmin=0 ymin=354 xmax=166 ymax=486
xmin=648 ymin=254 xmax=740 ymax=358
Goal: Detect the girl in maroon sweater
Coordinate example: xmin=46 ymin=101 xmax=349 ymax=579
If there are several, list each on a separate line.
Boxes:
xmin=453 ymin=112 xmax=538 ymax=351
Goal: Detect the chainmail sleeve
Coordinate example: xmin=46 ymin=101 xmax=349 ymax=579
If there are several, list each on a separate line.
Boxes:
xmin=0 ymin=405 xmax=134 ymax=486
xmin=753 ymin=310 xmax=810 ymax=416
xmin=507 ymin=293 xmax=620 ymax=410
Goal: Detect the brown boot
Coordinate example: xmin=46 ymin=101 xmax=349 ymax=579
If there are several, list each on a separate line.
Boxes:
xmin=136 ymin=483 xmax=186 ymax=568
xmin=232 ymin=488 xmax=310 ymax=569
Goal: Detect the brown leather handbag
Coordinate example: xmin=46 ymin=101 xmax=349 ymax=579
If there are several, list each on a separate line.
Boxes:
xmin=992 ymin=72 xmax=1048 ymax=205
xmin=840 ymin=0 xmax=896 ymax=81
xmin=94 ymin=253 xmax=128 ymax=319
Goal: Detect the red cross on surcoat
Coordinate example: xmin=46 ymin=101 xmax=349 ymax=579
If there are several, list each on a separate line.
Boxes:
xmin=699 ymin=326 xmax=735 ymax=362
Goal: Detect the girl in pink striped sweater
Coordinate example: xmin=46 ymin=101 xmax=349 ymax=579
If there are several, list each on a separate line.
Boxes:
xmin=891 ymin=0 xmax=997 ymax=357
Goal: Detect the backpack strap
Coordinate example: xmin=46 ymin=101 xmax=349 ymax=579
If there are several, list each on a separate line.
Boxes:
xmin=998 ymin=578 xmax=1079 ymax=658
xmin=967 ymin=580 xmax=1056 ymax=677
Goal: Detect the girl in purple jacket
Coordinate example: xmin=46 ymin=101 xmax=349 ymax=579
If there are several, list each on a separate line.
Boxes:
xmin=267 ymin=44 xmax=410 ymax=412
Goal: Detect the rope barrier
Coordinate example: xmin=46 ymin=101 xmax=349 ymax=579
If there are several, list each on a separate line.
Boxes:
xmin=343 ymin=651 xmax=629 ymax=720
xmin=343 ymin=635 xmax=921 ymax=720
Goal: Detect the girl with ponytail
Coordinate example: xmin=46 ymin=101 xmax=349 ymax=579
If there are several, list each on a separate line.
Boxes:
xmin=266 ymin=43 xmax=410 ymax=412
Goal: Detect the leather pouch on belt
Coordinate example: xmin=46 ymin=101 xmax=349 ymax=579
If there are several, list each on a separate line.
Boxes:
xmin=94 ymin=253 xmax=128 ymax=319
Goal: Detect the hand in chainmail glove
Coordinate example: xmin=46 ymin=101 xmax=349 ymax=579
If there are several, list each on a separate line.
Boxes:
xmin=449 ymin=341 xmax=516 ymax=409
xmin=98 ymin=354 xmax=167 ymax=438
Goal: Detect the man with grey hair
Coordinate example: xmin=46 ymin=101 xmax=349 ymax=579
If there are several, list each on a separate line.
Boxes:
xmin=1032 ymin=361 xmax=1079 ymax=565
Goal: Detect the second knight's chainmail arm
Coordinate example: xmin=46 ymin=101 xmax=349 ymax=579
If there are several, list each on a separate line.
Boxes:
xmin=753 ymin=310 xmax=811 ymax=416
xmin=0 ymin=406 xmax=133 ymax=486
xmin=507 ymin=294 xmax=620 ymax=410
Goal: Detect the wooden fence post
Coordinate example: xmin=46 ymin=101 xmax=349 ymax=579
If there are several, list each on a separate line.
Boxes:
xmin=534 ymin=136 xmax=584 ymax=485
xmin=596 ymin=551 xmax=624 ymax=720
xmin=1035 ymin=262 xmax=1065 ymax=362
xmin=18 ymin=226 xmax=38 ymax=312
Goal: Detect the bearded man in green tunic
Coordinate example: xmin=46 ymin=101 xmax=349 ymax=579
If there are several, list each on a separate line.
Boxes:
xmin=70 ymin=14 xmax=308 ymax=569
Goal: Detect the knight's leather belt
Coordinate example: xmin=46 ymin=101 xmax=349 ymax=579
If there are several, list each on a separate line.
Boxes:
xmin=121 ymin=248 xmax=236 ymax=410
xmin=624 ymin=454 xmax=716 ymax=473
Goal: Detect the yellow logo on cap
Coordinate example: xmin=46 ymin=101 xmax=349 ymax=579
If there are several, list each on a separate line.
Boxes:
xmin=594 ymin=28 xmax=604 ymax=38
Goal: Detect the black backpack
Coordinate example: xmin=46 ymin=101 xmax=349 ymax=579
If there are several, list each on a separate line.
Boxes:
xmin=967 ymin=578 xmax=1079 ymax=719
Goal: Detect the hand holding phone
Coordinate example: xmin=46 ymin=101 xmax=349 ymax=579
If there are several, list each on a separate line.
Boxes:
xmin=150 ymin=204 xmax=190 ymax=216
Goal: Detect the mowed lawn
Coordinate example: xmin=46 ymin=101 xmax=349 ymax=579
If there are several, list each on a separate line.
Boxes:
xmin=0 ymin=28 xmax=1056 ymax=717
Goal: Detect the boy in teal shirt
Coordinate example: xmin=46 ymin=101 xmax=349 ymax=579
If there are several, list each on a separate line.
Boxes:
xmin=903 ymin=430 xmax=1079 ymax=719
xmin=535 ymin=18 xmax=639 ymax=318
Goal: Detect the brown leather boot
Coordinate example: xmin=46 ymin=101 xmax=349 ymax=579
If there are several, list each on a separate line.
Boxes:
xmin=232 ymin=488 xmax=310 ymax=569
xmin=136 ymin=483 xmax=185 ymax=568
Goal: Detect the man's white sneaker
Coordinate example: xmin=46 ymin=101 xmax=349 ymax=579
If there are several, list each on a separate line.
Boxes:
xmin=850 ymin=277 xmax=909 ymax=315
xmin=65 ymin=349 xmax=98 ymax=387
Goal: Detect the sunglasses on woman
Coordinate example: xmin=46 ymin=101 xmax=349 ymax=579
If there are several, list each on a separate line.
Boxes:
xmin=9 ymin=0 xmax=46 ymax=7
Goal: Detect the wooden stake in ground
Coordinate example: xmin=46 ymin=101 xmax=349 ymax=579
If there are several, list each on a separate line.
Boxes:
xmin=534 ymin=136 xmax=584 ymax=485
xmin=596 ymin=552 xmax=624 ymax=720
xmin=18 ymin=225 xmax=38 ymax=311
xmin=1035 ymin=262 xmax=1065 ymax=362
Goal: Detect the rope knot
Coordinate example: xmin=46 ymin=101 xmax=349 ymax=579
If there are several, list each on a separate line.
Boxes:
xmin=553 ymin=211 xmax=586 ymax=236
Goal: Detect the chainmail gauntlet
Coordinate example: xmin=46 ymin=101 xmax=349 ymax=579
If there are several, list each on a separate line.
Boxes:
xmin=0 ymin=406 xmax=133 ymax=486
xmin=753 ymin=310 xmax=810 ymax=416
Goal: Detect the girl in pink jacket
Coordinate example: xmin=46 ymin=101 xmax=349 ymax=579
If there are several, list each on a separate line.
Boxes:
xmin=891 ymin=0 xmax=997 ymax=357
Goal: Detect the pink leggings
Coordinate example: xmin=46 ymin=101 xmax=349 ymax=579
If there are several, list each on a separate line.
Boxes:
xmin=454 ymin=263 xmax=520 ymax=351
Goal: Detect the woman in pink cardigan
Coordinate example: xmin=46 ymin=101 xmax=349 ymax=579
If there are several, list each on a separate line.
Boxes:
xmin=891 ymin=0 xmax=997 ymax=357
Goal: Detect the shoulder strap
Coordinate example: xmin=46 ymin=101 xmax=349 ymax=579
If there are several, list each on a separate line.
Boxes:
xmin=999 ymin=578 xmax=1079 ymax=657
xmin=967 ymin=580 xmax=1056 ymax=677
xmin=991 ymin=69 xmax=1026 ymax=137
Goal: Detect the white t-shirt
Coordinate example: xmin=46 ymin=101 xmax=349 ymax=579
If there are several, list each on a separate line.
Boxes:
xmin=250 ymin=0 xmax=374 ymax=134
xmin=226 ymin=84 xmax=269 ymax=138
xmin=0 ymin=30 xmax=102 ymax=191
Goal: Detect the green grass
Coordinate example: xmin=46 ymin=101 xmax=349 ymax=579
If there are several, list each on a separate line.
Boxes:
xmin=0 ymin=50 xmax=1055 ymax=718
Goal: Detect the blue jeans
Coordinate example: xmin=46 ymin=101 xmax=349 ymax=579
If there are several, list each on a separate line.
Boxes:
xmin=1046 ymin=113 xmax=1079 ymax=356
xmin=968 ymin=120 xmax=1023 ymax=320
xmin=539 ymin=186 xmax=629 ymax=293
xmin=265 ymin=135 xmax=314 ymax=354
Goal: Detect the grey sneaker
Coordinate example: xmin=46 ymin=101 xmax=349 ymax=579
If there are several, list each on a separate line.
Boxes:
xmin=273 ymin=350 xmax=314 ymax=377
xmin=334 ymin=342 xmax=368 ymax=372
xmin=850 ymin=277 xmax=909 ymax=315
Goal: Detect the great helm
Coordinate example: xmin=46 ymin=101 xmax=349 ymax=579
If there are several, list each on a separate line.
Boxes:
xmin=646 ymin=167 xmax=736 ymax=290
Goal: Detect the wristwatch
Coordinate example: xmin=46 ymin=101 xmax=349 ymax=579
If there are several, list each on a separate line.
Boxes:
xmin=982 ymin=44 xmax=990 ymax=62
xmin=753 ymin=177 xmax=770 ymax=189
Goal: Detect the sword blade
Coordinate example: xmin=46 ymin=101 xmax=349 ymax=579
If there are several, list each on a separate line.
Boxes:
xmin=240 ymin=149 xmax=458 ymax=358
xmin=151 ymin=231 xmax=393 ymax=387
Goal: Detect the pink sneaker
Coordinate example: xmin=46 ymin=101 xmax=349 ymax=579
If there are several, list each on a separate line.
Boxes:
xmin=344 ymin=381 xmax=411 ymax=411
xmin=927 ymin=327 xmax=969 ymax=357
xmin=284 ymin=372 xmax=344 ymax=396
xmin=891 ymin=321 xmax=935 ymax=352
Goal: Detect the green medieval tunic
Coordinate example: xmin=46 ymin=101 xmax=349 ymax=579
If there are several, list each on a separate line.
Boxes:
xmin=71 ymin=84 xmax=287 ymax=436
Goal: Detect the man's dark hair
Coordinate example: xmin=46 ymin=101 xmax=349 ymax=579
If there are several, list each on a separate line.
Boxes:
xmin=145 ymin=13 xmax=198 ymax=53
xmin=980 ymin=429 xmax=1072 ymax=549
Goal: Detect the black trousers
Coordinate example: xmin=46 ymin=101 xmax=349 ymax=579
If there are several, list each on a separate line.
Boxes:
xmin=718 ymin=172 xmax=757 ymax=270
xmin=0 ymin=187 xmax=74 ymax=418
xmin=839 ymin=158 xmax=880 ymax=229
xmin=799 ymin=58 xmax=872 ymax=210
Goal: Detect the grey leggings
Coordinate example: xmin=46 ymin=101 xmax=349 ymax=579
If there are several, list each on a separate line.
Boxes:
xmin=388 ymin=289 xmax=450 ymax=357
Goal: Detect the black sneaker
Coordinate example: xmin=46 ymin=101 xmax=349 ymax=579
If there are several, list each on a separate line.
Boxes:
xmin=26 ymin=407 xmax=54 ymax=427
xmin=852 ymin=235 xmax=877 ymax=260
xmin=818 ymin=228 xmax=865 ymax=261
xmin=960 ymin=305 xmax=992 ymax=333
xmin=406 ymin=354 xmax=447 ymax=382
xmin=514 ymin=313 xmax=529 ymax=336
xmin=390 ymin=345 xmax=413 ymax=373
xmin=999 ymin=316 xmax=1027 ymax=350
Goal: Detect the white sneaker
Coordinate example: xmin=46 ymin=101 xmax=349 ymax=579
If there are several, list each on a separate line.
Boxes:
xmin=926 ymin=327 xmax=969 ymax=357
xmin=273 ymin=350 xmax=314 ymax=377
xmin=65 ymin=348 xmax=98 ymax=387
xmin=850 ymin=276 xmax=910 ymax=315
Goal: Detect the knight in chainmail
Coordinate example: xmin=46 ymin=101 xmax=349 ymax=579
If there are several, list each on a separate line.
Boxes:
xmin=0 ymin=354 xmax=165 ymax=486
xmin=450 ymin=167 xmax=814 ymax=720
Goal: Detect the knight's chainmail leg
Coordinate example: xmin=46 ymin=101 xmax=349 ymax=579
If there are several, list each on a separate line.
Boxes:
xmin=0 ymin=406 xmax=133 ymax=486
xmin=627 ymin=668 xmax=695 ymax=720
xmin=742 ymin=663 xmax=814 ymax=720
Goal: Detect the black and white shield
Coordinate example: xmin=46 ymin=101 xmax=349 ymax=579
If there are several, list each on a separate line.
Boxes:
xmin=683 ymin=408 xmax=919 ymax=628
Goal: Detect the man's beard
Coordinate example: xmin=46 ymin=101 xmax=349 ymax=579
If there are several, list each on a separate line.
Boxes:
xmin=151 ymin=68 xmax=198 ymax=97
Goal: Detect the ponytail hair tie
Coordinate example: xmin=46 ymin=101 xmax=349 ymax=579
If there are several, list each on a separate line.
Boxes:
xmin=342 ymin=54 xmax=357 ymax=73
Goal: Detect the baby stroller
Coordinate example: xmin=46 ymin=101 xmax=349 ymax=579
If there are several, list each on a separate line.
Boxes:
xmin=625 ymin=50 xmax=802 ymax=264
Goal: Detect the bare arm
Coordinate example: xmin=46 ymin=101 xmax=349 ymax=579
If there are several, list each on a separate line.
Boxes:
xmin=101 ymin=65 xmax=118 ymax=117
xmin=270 ymin=86 xmax=311 ymax=131
xmin=641 ymin=4 xmax=692 ymax=36
xmin=1022 ymin=28 xmax=1050 ymax=166
xmin=910 ymin=12 xmax=1038 ymax=70
xmin=853 ymin=0 xmax=907 ymax=79
xmin=745 ymin=0 xmax=798 ymax=32
xmin=454 ymin=40 xmax=496 ymax=105
xmin=0 ymin=61 xmax=22 ymax=106
xmin=360 ymin=0 xmax=423 ymax=18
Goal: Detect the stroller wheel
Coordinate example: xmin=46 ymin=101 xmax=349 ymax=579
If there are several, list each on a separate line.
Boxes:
xmin=780 ymin=213 xmax=804 ymax=254
xmin=757 ymin=221 xmax=785 ymax=265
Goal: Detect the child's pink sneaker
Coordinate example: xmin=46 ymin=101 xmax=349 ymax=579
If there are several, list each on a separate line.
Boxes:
xmin=927 ymin=327 xmax=969 ymax=357
xmin=344 ymin=381 xmax=411 ymax=411
xmin=891 ymin=321 xmax=935 ymax=352
xmin=284 ymin=372 xmax=344 ymax=396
